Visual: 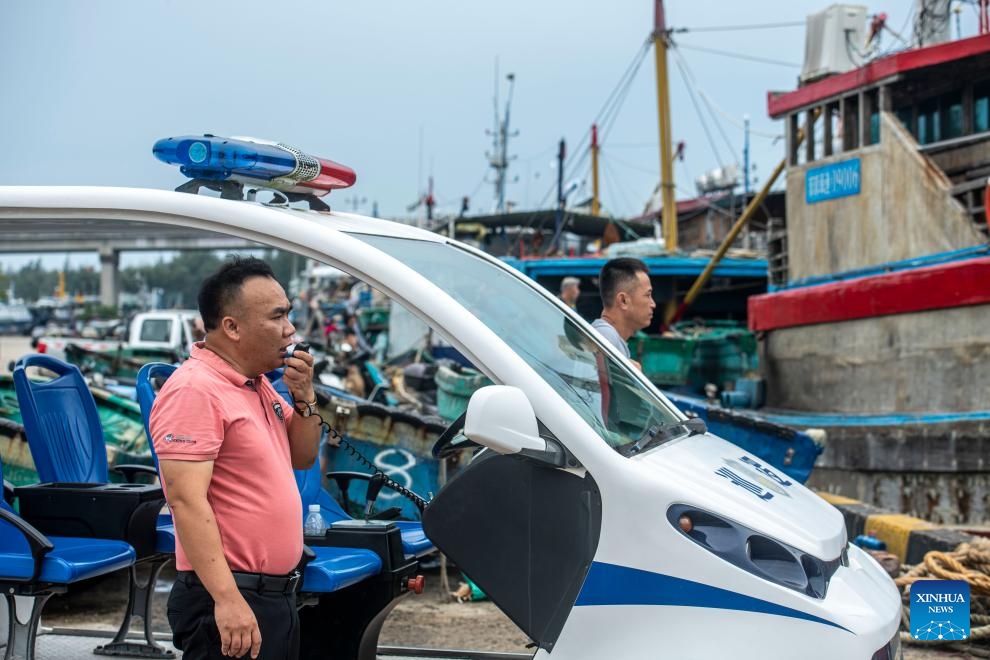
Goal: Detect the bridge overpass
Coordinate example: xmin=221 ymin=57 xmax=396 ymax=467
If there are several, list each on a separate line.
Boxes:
xmin=0 ymin=216 xmax=260 ymax=306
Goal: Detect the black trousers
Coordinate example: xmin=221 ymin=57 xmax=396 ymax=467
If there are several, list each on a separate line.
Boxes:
xmin=167 ymin=575 xmax=300 ymax=660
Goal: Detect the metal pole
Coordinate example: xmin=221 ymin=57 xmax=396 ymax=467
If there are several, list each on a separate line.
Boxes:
xmin=654 ymin=0 xmax=677 ymax=252
xmin=591 ymin=124 xmax=601 ymax=216
xmin=553 ymin=139 xmax=566 ymax=253
xmin=743 ymin=115 xmax=751 ymax=195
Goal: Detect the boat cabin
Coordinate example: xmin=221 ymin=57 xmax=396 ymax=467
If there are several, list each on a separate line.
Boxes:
xmin=767 ymin=32 xmax=990 ymax=288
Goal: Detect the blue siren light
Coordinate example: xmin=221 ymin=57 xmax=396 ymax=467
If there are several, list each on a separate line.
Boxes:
xmin=152 ymin=134 xmax=357 ymax=197
xmin=153 ymin=135 xmax=297 ymax=181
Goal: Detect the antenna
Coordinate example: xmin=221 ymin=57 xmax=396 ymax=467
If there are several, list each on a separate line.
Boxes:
xmin=486 ymin=62 xmax=518 ymax=214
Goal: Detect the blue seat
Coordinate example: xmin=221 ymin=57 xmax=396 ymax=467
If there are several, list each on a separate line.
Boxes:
xmin=135 ymin=361 xmax=177 ymax=470
xmin=136 ymin=362 xmax=179 ymax=557
xmin=13 ymin=354 xmax=174 ymax=658
xmin=301 ymin=546 xmax=382 ymax=593
xmin=13 ymin=354 xmax=110 ymax=483
xmin=0 ymin=454 xmax=135 ymax=660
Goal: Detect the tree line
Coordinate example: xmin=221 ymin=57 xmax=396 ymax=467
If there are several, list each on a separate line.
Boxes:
xmin=0 ymin=249 xmax=298 ymax=312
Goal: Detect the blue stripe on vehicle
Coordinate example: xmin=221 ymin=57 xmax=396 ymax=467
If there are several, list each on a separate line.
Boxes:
xmin=574 ymin=562 xmax=850 ymax=632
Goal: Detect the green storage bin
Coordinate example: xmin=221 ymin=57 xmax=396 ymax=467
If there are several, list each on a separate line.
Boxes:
xmin=434 ymin=364 xmax=492 ymax=421
xmin=357 ymin=306 xmax=390 ymax=330
xmin=672 ymin=320 xmax=758 ymax=391
xmin=628 ymin=335 xmax=696 ymax=386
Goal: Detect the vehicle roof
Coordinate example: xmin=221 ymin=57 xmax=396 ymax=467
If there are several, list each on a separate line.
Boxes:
xmin=0 ymin=186 xmax=446 ymax=251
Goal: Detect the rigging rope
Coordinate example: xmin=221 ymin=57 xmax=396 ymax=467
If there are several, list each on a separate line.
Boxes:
xmin=536 ymin=36 xmax=652 ymax=210
xmin=676 ymin=20 xmax=804 ymax=33
xmin=671 ymin=46 xmax=738 ymax=166
xmin=676 ymin=42 xmax=801 ymax=68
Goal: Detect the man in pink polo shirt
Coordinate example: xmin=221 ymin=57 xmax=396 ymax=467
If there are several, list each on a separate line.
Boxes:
xmin=150 ymin=257 xmax=324 ymax=660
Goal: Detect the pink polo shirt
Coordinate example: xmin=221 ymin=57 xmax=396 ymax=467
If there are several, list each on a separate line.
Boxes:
xmin=149 ymin=344 xmax=303 ymax=575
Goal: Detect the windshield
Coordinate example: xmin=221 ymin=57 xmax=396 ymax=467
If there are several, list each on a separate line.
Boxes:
xmin=352 ymin=234 xmax=682 ymax=453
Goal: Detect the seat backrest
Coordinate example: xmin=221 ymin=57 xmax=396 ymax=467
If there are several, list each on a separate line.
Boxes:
xmin=135 ymin=362 xmax=178 ymax=467
xmin=293 ymin=459 xmax=351 ymax=524
xmin=13 ymin=354 xmax=108 ymax=483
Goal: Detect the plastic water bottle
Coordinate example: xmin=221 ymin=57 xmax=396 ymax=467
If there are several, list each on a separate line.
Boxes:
xmin=303 ymin=504 xmax=326 ymax=537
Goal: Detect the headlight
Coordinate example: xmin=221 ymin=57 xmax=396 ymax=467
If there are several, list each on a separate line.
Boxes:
xmin=667 ymin=504 xmax=847 ymax=599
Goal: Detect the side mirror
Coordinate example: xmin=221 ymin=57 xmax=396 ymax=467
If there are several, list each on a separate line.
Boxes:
xmin=464 ymin=386 xmax=547 ymax=455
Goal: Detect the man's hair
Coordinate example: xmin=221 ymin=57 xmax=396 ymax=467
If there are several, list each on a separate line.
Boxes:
xmin=560 ymin=276 xmax=580 ymax=293
xmin=599 ymin=257 xmax=649 ymax=307
xmin=198 ymin=257 xmax=277 ymax=331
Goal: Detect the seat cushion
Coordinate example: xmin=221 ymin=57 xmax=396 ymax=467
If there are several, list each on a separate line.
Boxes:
xmin=301 ymin=547 xmax=381 ymax=593
xmin=0 ymin=536 xmax=134 ymax=584
xmin=394 ymin=521 xmax=435 ymax=558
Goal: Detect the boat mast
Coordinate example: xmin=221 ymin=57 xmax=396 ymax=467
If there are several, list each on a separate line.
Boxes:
xmin=653 ymin=0 xmax=677 ymax=252
xmin=487 ymin=66 xmax=517 ymax=214
xmin=591 ymin=124 xmax=601 ymax=216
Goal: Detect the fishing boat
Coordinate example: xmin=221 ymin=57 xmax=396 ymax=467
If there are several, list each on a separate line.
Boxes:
xmin=744 ymin=5 xmax=990 ymax=523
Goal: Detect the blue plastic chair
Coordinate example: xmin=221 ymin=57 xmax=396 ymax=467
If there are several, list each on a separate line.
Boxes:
xmin=13 ymin=354 xmax=175 ymax=658
xmin=13 ymin=354 xmax=110 ymax=483
xmin=135 ymin=362 xmax=177 ymax=469
xmin=0 ymin=454 xmax=135 ymax=660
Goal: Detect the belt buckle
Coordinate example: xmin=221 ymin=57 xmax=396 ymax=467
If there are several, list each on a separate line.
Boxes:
xmin=286 ymin=571 xmax=301 ymax=593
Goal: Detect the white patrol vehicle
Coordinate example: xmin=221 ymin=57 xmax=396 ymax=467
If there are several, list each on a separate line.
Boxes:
xmin=0 ymin=183 xmax=901 ymax=660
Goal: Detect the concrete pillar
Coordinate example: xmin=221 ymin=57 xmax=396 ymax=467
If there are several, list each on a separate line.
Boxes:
xmin=878 ymin=85 xmax=892 ymax=112
xmin=99 ymin=246 xmax=119 ymax=309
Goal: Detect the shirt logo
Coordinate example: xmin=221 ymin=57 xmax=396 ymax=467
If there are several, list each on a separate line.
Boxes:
xmin=273 ymin=401 xmax=284 ymax=421
xmin=163 ymin=433 xmax=196 ymax=444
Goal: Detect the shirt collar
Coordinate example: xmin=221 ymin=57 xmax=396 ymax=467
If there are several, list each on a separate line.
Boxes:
xmin=189 ymin=342 xmax=262 ymax=389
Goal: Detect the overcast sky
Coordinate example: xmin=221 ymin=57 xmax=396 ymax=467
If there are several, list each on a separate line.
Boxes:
xmin=0 ymin=0 xmax=977 ymax=270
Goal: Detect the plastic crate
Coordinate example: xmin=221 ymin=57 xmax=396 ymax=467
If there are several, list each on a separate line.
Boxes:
xmin=673 ymin=320 xmax=758 ymax=391
xmin=628 ymin=335 xmax=696 ymax=386
xmin=357 ymin=307 xmax=390 ymax=330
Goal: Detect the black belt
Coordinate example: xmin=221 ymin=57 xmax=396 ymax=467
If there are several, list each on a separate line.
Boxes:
xmin=177 ymin=570 xmax=301 ymax=595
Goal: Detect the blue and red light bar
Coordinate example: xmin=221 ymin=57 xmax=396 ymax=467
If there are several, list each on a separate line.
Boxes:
xmin=153 ymin=134 xmax=356 ymax=196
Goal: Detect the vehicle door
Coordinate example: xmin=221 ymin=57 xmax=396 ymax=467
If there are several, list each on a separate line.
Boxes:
xmin=343 ymin=233 xmax=680 ymax=652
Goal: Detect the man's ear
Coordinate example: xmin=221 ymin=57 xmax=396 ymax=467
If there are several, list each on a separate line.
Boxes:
xmin=221 ymin=315 xmax=239 ymax=341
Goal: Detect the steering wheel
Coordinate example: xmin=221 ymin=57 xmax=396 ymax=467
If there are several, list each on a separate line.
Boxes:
xmin=431 ymin=411 xmax=480 ymax=459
